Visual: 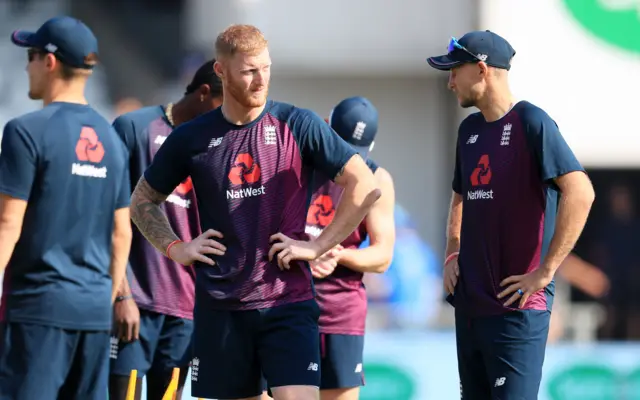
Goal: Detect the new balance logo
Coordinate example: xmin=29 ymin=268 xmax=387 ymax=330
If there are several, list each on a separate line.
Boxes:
xmin=154 ymin=135 xmax=167 ymax=145
xmin=209 ymin=137 xmax=222 ymax=148
xmin=264 ymin=125 xmax=277 ymax=145
xmin=307 ymin=362 xmax=319 ymax=371
xmin=466 ymin=134 xmax=478 ymax=144
xmin=494 ymin=377 xmax=506 ymax=387
xmin=355 ymin=363 xmax=363 ymax=373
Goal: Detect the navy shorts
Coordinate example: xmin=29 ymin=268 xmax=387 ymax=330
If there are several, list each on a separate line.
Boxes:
xmin=191 ymin=298 xmax=321 ymax=399
xmin=320 ymin=333 xmax=365 ymax=390
xmin=0 ymin=322 xmax=110 ymax=400
xmin=110 ymin=309 xmax=193 ymax=377
xmin=455 ymin=309 xmax=550 ymax=400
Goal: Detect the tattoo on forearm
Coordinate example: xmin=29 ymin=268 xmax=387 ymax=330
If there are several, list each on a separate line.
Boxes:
xmin=130 ymin=177 xmax=179 ymax=254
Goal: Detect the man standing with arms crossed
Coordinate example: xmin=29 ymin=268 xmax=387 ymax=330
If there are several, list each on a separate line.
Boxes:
xmin=109 ymin=60 xmax=224 ymax=400
xmin=427 ymin=31 xmax=595 ymax=399
xmin=305 ymin=96 xmax=395 ymax=400
xmin=130 ymin=25 xmax=380 ymax=400
xmin=0 ymin=17 xmax=131 ymax=400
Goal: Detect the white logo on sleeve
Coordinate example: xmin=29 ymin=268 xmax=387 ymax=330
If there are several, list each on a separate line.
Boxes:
xmin=154 ymin=135 xmax=167 ymax=145
xmin=466 ymin=134 xmax=478 ymax=144
xmin=494 ymin=377 xmax=506 ymax=387
xmin=208 ymin=137 xmax=222 ymax=148
xmin=307 ymin=362 xmax=319 ymax=371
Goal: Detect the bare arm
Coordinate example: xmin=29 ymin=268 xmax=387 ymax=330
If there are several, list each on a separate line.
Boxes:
xmin=111 ymin=207 xmax=132 ymax=302
xmin=313 ymin=154 xmax=381 ymax=255
xmin=0 ymin=194 xmax=27 ymax=273
xmin=445 ymin=191 xmax=463 ymax=258
xmin=337 ymin=167 xmax=395 ymax=273
xmin=540 ymin=171 xmax=595 ymax=277
xmin=130 ymin=176 xmax=179 ymax=255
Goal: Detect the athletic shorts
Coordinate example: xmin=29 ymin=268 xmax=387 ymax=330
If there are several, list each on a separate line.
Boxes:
xmin=320 ymin=333 xmax=365 ymax=390
xmin=0 ymin=322 xmax=109 ymax=400
xmin=191 ymin=298 xmax=321 ymax=399
xmin=455 ymin=309 xmax=550 ymax=400
xmin=110 ymin=309 xmax=193 ymax=377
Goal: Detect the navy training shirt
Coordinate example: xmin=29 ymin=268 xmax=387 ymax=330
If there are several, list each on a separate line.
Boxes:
xmin=143 ymin=100 xmax=357 ymax=311
xmin=0 ymin=102 xmax=130 ymax=330
xmin=113 ymin=106 xmax=199 ymax=319
xmin=452 ymin=101 xmax=584 ymax=317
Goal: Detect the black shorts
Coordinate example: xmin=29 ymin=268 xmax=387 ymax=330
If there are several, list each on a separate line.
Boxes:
xmin=191 ymin=299 xmax=321 ymax=399
xmin=320 ymin=333 xmax=365 ymax=390
xmin=110 ymin=309 xmax=193 ymax=377
xmin=0 ymin=322 xmax=110 ymax=400
xmin=455 ymin=309 xmax=550 ymax=400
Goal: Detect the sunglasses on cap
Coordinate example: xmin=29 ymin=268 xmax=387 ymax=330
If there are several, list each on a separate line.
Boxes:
xmin=447 ymin=37 xmax=486 ymax=63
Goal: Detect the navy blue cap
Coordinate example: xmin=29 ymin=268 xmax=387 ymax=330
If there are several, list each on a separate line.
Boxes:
xmin=427 ymin=30 xmax=515 ymax=71
xmin=329 ymin=96 xmax=379 ymax=158
xmin=11 ymin=16 xmax=98 ymax=69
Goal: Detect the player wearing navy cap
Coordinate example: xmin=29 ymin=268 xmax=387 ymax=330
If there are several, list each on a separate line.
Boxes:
xmin=0 ymin=17 xmax=131 ymax=400
xmin=130 ymin=25 xmax=380 ymax=400
xmin=108 ymin=60 xmax=224 ymax=400
xmin=427 ymin=31 xmax=595 ymax=399
xmin=305 ymin=96 xmax=395 ymax=400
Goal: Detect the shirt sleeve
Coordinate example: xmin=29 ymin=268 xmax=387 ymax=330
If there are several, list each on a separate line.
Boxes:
xmin=365 ymin=158 xmax=379 ymax=174
xmin=0 ymin=119 xmax=38 ymax=200
xmin=112 ymin=115 xmax=136 ymax=157
xmin=452 ymin=138 xmax=462 ymax=194
xmin=116 ymin=153 xmax=131 ymax=209
xmin=522 ymin=105 xmax=584 ymax=184
xmin=289 ymin=108 xmax=357 ymax=180
xmin=143 ymin=125 xmax=191 ymax=195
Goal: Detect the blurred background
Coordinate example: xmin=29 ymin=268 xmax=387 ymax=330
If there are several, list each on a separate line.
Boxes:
xmin=2 ymin=0 xmax=640 ymax=398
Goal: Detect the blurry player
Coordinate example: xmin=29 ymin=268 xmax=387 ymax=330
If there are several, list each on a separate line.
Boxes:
xmin=108 ymin=60 xmax=223 ymax=400
xmin=0 ymin=17 xmax=131 ymax=400
xmin=305 ymin=97 xmax=395 ymax=400
xmin=427 ymin=31 xmax=595 ymax=399
xmin=130 ymin=25 xmax=380 ymax=400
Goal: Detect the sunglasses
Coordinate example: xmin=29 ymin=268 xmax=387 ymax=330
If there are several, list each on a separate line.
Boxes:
xmin=27 ymin=48 xmax=46 ymax=62
xmin=447 ymin=37 xmax=486 ymax=63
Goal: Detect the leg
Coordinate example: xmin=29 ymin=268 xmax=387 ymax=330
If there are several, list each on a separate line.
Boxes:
xmin=319 ymin=334 xmax=365 ymax=400
xmin=109 ymin=310 xmax=163 ymax=400
xmin=479 ymin=310 xmax=550 ymax=400
xmin=190 ymin=306 xmax=263 ymax=400
xmin=146 ymin=316 xmax=193 ymax=400
xmin=0 ymin=322 xmax=73 ymax=400
xmin=58 ymin=330 xmax=111 ymax=400
xmin=259 ymin=299 xmax=321 ymax=400
xmin=455 ymin=311 xmax=491 ymax=400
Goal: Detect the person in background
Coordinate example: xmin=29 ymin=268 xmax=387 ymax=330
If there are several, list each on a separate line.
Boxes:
xmin=305 ymin=96 xmax=395 ymax=400
xmin=109 ymin=59 xmax=224 ymax=400
xmin=0 ymin=16 xmax=131 ymax=399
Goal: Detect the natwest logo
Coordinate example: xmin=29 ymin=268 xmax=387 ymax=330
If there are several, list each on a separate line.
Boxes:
xmin=467 ymin=189 xmax=494 ymax=200
xmin=72 ymin=126 xmax=107 ymax=179
xmin=468 ymin=154 xmax=493 ymax=200
xmin=470 ymin=154 xmax=492 ymax=186
xmin=167 ymin=177 xmax=193 ymax=208
xmin=305 ymin=195 xmax=336 ymax=237
xmin=226 ymin=153 xmax=265 ymax=200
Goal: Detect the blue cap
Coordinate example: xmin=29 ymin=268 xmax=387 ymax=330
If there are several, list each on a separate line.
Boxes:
xmin=11 ymin=16 xmax=98 ymax=69
xmin=427 ymin=30 xmax=515 ymax=71
xmin=328 ymin=96 xmax=379 ymax=157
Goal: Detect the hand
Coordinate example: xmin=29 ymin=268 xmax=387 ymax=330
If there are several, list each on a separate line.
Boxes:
xmin=443 ymin=257 xmax=459 ymax=295
xmin=170 ymin=229 xmax=226 ymax=266
xmin=113 ymin=297 xmax=140 ymax=342
xmin=310 ymin=245 xmax=343 ymax=279
xmin=268 ymin=233 xmax=322 ymax=270
xmin=498 ymin=268 xmax=554 ymax=308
